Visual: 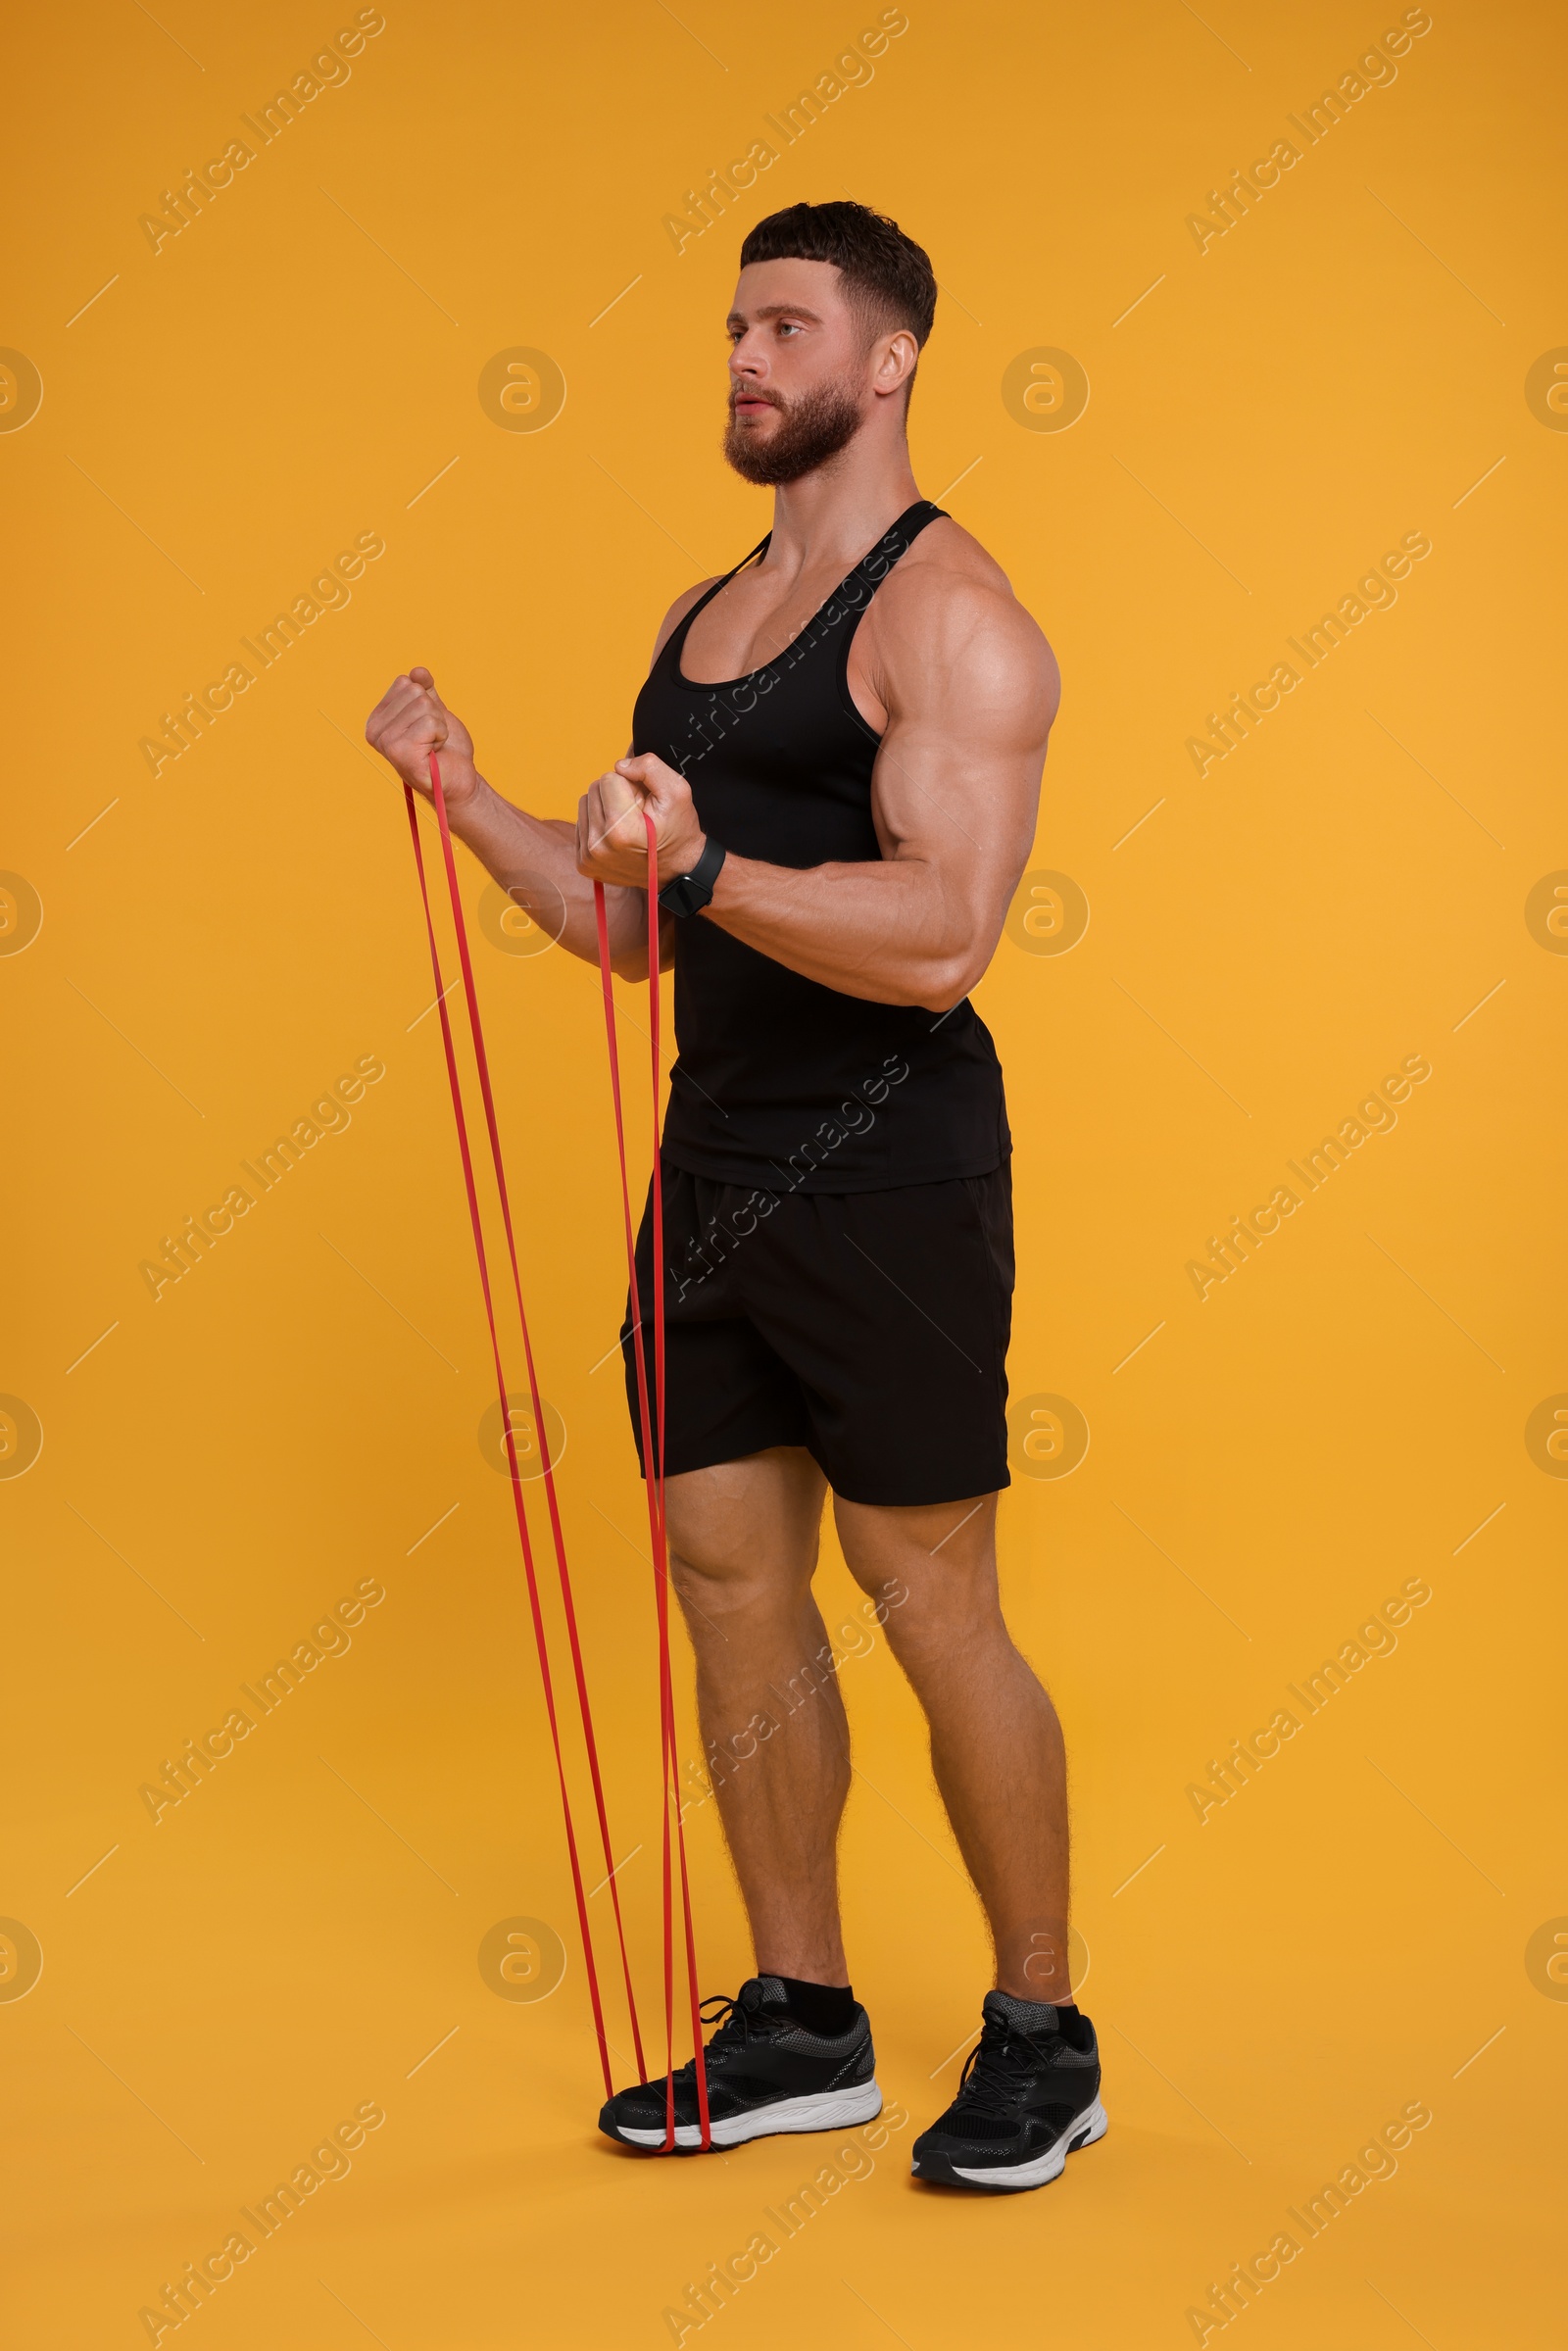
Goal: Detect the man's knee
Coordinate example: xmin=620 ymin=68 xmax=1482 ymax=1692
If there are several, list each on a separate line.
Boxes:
xmin=836 ymin=1569 xmax=918 ymax=1650
xmin=662 ymin=1449 xmax=825 ymax=1604
xmin=881 ymin=1577 xmax=1004 ymax=1667
xmin=838 ymin=1538 xmax=1004 ymax=1664
xmin=666 ymin=1543 xmax=755 ymax=1621
xmin=663 ymin=1516 xmax=817 ymax=1623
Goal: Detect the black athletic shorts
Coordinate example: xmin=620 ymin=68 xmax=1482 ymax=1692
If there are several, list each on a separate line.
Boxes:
xmin=620 ymin=1159 xmax=1013 ymax=1508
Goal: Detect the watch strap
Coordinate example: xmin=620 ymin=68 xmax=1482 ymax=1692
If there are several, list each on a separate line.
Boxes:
xmin=658 ymin=834 xmax=727 ymax=919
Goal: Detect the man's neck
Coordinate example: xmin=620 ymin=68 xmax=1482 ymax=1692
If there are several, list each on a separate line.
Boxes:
xmin=761 ymin=436 xmax=921 ymax=578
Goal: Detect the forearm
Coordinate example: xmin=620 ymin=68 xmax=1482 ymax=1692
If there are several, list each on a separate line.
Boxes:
xmin=442 ymin=768 xmax=650 ymax=975
xmin=702 ymin=852 xmax=982 ymax=1009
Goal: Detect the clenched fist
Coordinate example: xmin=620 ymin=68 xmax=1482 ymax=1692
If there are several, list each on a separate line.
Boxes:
xmin=365 ymin=668 xmax=479 ymax=806
xmin=575 ymin=753 xmax=706 ymax=890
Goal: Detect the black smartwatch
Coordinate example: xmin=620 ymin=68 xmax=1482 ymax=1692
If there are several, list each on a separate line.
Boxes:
xmin=658 ymin=835 xmax=727 ymax=919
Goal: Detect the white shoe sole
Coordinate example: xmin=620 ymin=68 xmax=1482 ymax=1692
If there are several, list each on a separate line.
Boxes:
xmin=616 ymin=2079 xmax=884 ymax=2150
xmin=946 ymin=2098 xmax=1108 ymax=2190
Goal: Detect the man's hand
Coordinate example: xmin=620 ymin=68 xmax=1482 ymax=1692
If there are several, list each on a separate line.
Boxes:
xmin=575 ymin=753 xmax=707 ymax=890
xmin=365 ymin=667 xmax=480 ymax=807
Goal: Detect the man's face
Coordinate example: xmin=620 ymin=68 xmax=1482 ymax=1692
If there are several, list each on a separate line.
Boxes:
xmin=723 ymin=259 xmax=872 ymax=486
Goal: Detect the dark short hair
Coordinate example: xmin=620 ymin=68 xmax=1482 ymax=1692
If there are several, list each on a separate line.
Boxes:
xmin=739 ymin=200 xmax=937 ymax=350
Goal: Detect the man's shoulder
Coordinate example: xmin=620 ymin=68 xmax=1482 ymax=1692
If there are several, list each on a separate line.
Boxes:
xmin=903 ymin=511 xmax=1014 ymax=595
xmin=650 ymin=574 xmax=724 ymax=664
xmin=870 ymin=514 xmax=1055 ymax=691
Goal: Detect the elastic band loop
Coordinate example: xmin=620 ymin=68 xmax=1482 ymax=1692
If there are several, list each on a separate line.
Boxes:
xmin=593 ymin=824 xmax=710 ymax=2151
xmin=405 ymin=759 xmax=643 ymax=2099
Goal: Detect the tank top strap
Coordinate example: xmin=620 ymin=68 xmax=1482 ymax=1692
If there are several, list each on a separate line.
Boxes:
xmin=841 ymin=500 xmax=949 ymax=600
xmin=661 ymin=534 xmax=772 ymax=673
xmin=826 ymin=501 xmax=951 ymax=736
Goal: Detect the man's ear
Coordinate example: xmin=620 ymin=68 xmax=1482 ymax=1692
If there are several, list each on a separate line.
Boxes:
xmin=872 ymin=329 xmax=918 ymax=399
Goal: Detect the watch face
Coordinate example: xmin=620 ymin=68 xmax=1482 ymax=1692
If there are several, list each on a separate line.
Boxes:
xmin=662 ymin=841 xmax=721 ymax=916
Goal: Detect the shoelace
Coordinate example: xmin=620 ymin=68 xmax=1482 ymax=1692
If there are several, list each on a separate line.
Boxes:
xmin=663 ymin=1991 xmax=774 ymax=2084
xmin=951 ymin=2020 xmax=1056 ymax=2119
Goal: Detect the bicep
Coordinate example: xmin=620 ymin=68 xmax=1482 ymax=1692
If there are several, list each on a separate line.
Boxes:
xmin=869 ymin=614 xmax=1055 ymax=918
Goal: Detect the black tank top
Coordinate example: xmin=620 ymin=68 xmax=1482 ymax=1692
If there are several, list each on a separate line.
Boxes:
xmin=632 ymin=499 xmax=1010 ymax=1194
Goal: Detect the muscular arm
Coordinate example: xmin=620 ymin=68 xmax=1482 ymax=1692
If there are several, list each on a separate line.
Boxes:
xmin=715 ymin=576 xmax=1054 ymax=1007
xmin=579 ymin=570 xmax=1058 ymax=1010
xmin=363 ymin=676 xmax=652 ymax=975
xmin=362 ymin=578 xmax=715 ymax=981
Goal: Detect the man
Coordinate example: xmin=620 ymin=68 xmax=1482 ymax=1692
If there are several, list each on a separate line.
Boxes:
xmin=366 ymin=200 xmax=1103 ymax=2193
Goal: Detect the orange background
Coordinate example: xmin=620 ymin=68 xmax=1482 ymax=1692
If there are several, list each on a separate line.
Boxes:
xmin=5 ymin=1 xmax=1564 ymax=2343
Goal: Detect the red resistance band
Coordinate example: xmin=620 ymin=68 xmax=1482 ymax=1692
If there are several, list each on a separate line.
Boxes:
xmin=404 ymin=756 xmax=709 ymax=2152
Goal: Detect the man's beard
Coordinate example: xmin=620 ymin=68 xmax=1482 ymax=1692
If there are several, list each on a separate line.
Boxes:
xmin=723 ymin=379 xmax=864 ymax=485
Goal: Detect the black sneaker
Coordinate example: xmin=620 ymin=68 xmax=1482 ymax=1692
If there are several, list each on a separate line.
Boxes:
xmin=911 ymin=1991 xmax=1106 ymax=2191
xmin=599 ymin=1977 xmax=882 ymax=2153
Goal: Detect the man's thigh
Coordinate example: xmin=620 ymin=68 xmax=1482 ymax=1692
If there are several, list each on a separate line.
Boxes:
xmin=662 ymin=1446 xmax=828 ymax=1594
xmin=833 ymin=1490 xmax=1005 ymax=1656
